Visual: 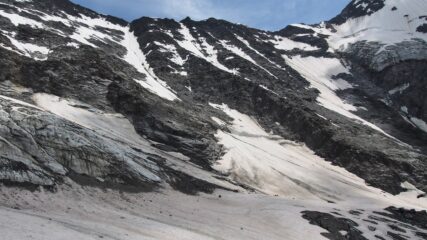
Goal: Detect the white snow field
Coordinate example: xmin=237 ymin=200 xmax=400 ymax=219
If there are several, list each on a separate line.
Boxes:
xmin=0 ymin=175 xmax=425 ymax=240
xmin=0 ymin=185 xmax=329 ymax=240
xmin=1 ymin=93 xmax=425 ymax=240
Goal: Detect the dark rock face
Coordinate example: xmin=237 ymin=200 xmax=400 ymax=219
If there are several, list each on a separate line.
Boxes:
xmin=302 ymin=211 xmax=368 ymax=240
xmin=379 ymin=207 xmax=427 ymax=230
xmin=418 ymin=24 xmax=427 ymax=33
xmin=303 ymin=208 xmax=427 ymax=240
xmin=374 ymin=60 xmax=427 ymax=123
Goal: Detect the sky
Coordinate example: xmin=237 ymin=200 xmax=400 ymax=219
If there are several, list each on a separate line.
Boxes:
xmin=70 ymin=0 xmax=350 ymax=31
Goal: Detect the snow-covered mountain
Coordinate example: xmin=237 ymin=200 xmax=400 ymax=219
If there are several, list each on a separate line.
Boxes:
xmin=0 ymin=0 xmax=427 ymax=239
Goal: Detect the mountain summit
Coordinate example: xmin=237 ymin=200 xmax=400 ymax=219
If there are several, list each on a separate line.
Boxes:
xmin=0 ymin=0 xmax=427 ymax=239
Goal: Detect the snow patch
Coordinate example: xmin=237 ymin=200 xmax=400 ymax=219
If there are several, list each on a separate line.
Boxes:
xmin=401 ymin=106 xmax=408 ymax=114
xmin=66 ymin=42 xmax=80 ymax=48
xmin=269 ymin=36 xmax=319 ymax=51
xmin=410 ymin=117 xmax=427 ymax=133
xmin=0 ymin=9 xmax=43 ymax=28
xmin=389 ymin=83 xmax=410 ymax=95
xmin=259 ymin=85 xmax=279 ymax=96
xmin=211 ymin=117 xmax=225 ymax=126
xmin=4 ymin=35 xmax=49 ymax=60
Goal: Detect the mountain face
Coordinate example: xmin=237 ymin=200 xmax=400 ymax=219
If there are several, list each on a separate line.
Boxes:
xmin=0 ymin=0 xmax=427 ymax=239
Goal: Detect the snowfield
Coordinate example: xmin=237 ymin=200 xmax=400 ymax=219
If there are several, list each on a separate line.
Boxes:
xmin=210 ymin=103 xmax=427 ymax=209
xmin=1 ymin=0 xmax=427 ymax=239
xmin=0 ymin=185 xmax=329 ymax=240
xmin=0 ymin=181 xmax=426 ymax=240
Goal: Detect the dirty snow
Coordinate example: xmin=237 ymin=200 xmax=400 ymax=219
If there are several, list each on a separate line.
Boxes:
xmin=0 ymin=9 xmax=43 ymax=28
xmin=388 ymin=83 xmax=410 ymax=95
xmin=0 ymin=185 xmax=329 ymax=240
xmin=210 ymin=103 xmax=427 ymax=209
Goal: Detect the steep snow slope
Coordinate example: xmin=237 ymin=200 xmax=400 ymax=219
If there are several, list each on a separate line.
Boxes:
xmin=329 ymin=0 xmax=427 ymax=50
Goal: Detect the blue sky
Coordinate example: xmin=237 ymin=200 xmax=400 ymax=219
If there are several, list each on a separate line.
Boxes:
xmin=70 ymin=0 xmax=350 ymax=31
